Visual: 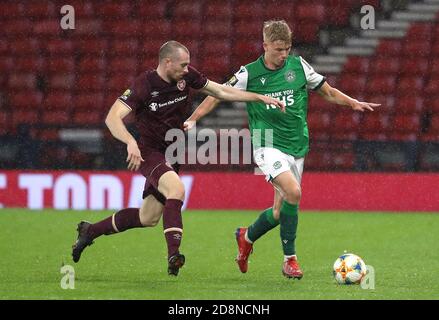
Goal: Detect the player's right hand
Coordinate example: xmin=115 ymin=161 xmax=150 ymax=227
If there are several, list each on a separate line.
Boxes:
xmin=126 ymin=140 xmax=144 ymax=171
xmin=260 ymin=95 xmax=286 ymax=112
xmin=183 ymin=120 xmax=196 ymax=131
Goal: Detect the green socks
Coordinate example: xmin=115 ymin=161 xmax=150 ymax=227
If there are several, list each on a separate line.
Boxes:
xmin=280 ymin=201 xmax=299 ymax=256
xmin=247 ymin=207 xmax=279 ymax=242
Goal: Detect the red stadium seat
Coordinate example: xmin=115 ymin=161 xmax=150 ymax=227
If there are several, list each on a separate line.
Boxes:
xmin=396 ymin=76 xmax=424 ymax=94
xmin=46 ymin=40 xmax=74 ymax=56
xmin=307 ymin=112 xmax=332 ymax=132
xmin=41 ymin=111 xmax=70 ymax=125
xmin=108 ymin=58 xmax=138 ymax=74
xmin=199 ymin=40 xmax=232 ymax=57
xmin=8 ymin=73 xmax=37 ymax=90
xmin=12 ymin=110 xmax=39 ymax=127
xmin=22 ymin=2 xmax=56 ymax=18
xmin=390 ymin=115 xmax=421 ymax=134
xmin=99 ymin=3 xmax=132 ymax=18
xmin=201 ymin=20 xmax=233 ymax=40
xmin=205 ymin=1 xmax=233 ymax=18
xmin=74 ymin=19 xmax=103 ymax=36
xmin=2 ymin=20 xmax=32 ymax=37
xmin=32 ymin=20 xmax=60 ymax=37
xmin=399 ymin=58 xmax=429 ymax=75
xmin=48 ymin=74 xmax=75 ymax=91
xmin=77 ymin=74 xmax=106 ymax=91
xmin=47 ymin=58 xmax=75 ymax=73
xmin=107 ymin=75 xmax=136 ymax=92
xmin=424 ymin=76 xmax=439 ymax=95
xmin=137 ymin=1 xmax=168 ymax=18
xmin=172 ymin=20 xmax=202 ymax=40
xmin=13 ymin=57 xmax=46 ymax=73
xmin=75 ymin=93 xmax=105 ymax=110
xmin=338 ymin=74 xmax=366 ymax=95
xmin=406 ymin=23 xmax=434 ymax=41
xmin=376 ymin=40 xmax=402 ymax=56
xmin=296 ymin=3 xmax=326 ymax=24
xmin=138 ymin=40 xmax=167 ymax=56
xmin=359 ymin=113 xmax=391 ymax=136
xmin=9 ymin=91 xmax=43 ymax=109
xmin=77 ymin=39 xmax=109 ymax=56
xmin=370 ymin=57 xmax=400 ymax=74
xmin=402 ymin=40 xmax=431 ymax=57
xmin=395 ymin=96 xmax=424 ymax=114
xmin=104 ymin=21 xmax=141 ymax=37
xmin=78 ymin=57 xmax=107 ymax=73
xmin=109 ymin=40 xmax=139 ymax=56
xmin=262 ymin=2 xmax=294 ymax=21
xmin=72 ymin=111 xmax=103 ymax=126
xmin=344 ymin=57 xmax=370 ymax=74
xmin=330 ymin=113 xmax=361 ymax=140
xmin=139 ymin=20 xmax=172 ymax=39
xmin=231 ymin=40 xmax=261 ymax=67
xmin=198 ymin=55 xmax=231 ymax=82
xmin=44 ymin=93 xmax=74 ymax=110
xmin=172 ymin=2 xmax=202 ymax=18
xmin=292 ymin=23 xmax=321 ymax=43
xmin=10 ymin=39 xmax=41 ymax=56
xmin=233 ymin=2 xmax=263 ymax=20
xmin=234 ymin=20 xmax=263 ymax=39
xmin=427 ymin=98 xmax=439 ymax=113
xmin=366 ymin=75 xmax=397 ymax=94
xmin=332 ymin=151 xmax=355 ymax=170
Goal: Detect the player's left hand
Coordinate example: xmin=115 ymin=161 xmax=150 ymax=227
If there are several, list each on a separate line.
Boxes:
xmin=260 ymin=95 xmax=286 ymax=112
xmin=351 ymin=100 xmax=381 ymax=112
xmin=183 ymin=120 xmax=196 ymax=131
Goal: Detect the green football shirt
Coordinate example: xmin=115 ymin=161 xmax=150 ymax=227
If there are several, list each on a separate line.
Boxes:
xmin=226 ymin=55 xmax=325 ymax=157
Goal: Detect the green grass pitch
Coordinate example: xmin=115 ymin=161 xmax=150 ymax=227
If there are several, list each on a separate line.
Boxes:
xmin=0 ymin=209 xmax=438 ymax=300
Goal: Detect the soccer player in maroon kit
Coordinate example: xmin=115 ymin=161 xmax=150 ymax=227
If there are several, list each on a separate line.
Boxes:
xmin=72 ymin=41 xmax=284 ymax=276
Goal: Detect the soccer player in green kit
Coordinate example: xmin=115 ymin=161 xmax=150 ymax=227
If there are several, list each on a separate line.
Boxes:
xmin=184 ymin=20 xmax=380 ymax=279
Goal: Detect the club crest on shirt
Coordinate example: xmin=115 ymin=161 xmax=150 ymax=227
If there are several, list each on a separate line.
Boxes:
xmin=285 ymin=70 xmax=295 ymax=83
xmin=148 ymin=102 xmax=158 ymax=111
xmin=273 ymin=161 xmax=282 ymax=170
xmin=177 ymin=80 xmax=186 ymax=91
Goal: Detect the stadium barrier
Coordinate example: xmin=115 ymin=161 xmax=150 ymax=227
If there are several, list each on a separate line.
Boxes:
xmin=0 ymin=170 xmax=438 ymax=212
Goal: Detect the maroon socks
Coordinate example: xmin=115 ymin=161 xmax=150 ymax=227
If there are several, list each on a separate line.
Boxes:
xmin=87 ymin=208 xmax=143 ymax=240
xmin=162 ymin=199 xmax=184 ymax=259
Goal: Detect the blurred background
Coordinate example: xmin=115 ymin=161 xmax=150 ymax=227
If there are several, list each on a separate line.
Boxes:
xmin=0 ymin=0 xmax=438 ymax=173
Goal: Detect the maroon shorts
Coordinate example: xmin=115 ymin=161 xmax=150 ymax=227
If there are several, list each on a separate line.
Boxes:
xmin=139 ymin=150 xmax=180 ymax=205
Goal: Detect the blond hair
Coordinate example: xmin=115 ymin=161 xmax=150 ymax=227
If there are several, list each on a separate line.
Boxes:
xmin=263 ymin=20 xmax=292 ymax=44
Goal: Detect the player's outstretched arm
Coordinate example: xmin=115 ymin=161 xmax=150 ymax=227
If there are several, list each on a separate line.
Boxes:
xmin=317 ymin=82 xmax=381 ymax=112
xmin=201 ymin=81 xmax=285 ymax=111
xmin=184 ymin=96 xmax=220 ymax=131
xmin=105 ymin=100 xmax=144 ymax=171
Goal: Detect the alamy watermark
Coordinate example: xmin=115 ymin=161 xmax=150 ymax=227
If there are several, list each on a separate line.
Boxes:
xmin=165 ymin=126 xmax=273 ymax=168
xmin=60 ymin=264 xmax=75 ymax=289
xmin=360 ymin=5 xmax=375 ymax=30
xmin=60 ymin=5 xmax=75 ymax=30
xmin=361 ymin=265 xmax=375 ymax=289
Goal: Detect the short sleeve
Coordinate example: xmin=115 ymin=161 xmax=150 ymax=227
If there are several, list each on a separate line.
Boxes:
xmin=224 ymin=66 xmax=248 ymax=91
xmin=299 ymin=56 xmax=326 ymax=91
xmin=117 ymin=72 xmax=150 ymax=111
xmin=187 ymin=65 xmax=209 ymax=90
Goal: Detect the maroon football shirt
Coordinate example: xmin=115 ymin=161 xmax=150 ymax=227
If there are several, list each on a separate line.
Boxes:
xmin=118 ymin=65 xmax=208 ymax=154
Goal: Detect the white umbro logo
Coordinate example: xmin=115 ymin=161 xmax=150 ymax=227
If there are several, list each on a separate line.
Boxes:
xmin=282 ymin=239 xmax=288 ymax=244
xmin=260 ymin=77 xmax=266 ymax=85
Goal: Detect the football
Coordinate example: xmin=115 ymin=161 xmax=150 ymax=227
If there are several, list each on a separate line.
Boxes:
xmin=333 ymin=253 xmax=367 ymax=285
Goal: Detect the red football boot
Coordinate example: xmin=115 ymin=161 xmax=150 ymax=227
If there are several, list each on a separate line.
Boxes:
xmin=282 ymin=256 xmax=303 ymax=279
xmin=235 ymin=227 xmax=253 ymax=273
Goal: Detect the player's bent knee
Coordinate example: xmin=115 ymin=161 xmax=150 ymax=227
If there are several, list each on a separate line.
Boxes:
xmin=285 ymin=187 xmax=301 ymax=204
xmin=167 ymin=184 xmax=185 ymax=200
